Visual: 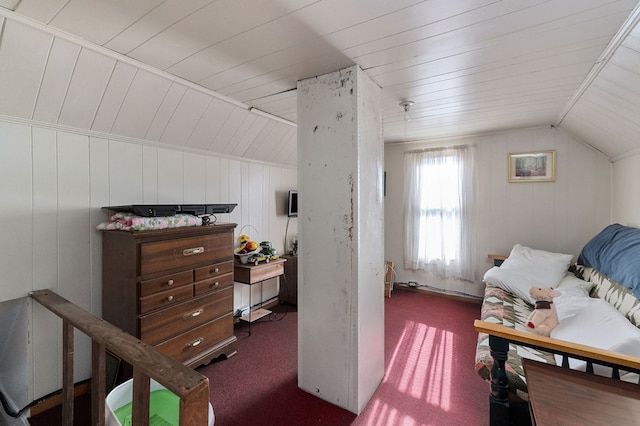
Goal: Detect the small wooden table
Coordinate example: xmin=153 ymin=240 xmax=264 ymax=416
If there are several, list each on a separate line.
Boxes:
xmin=234 ymin=258 xmax=286 ymax=334
xmin=523 ymin=358 xmax=640 ymax=425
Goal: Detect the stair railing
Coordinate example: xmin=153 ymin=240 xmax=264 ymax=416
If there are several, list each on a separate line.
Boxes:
xmin=30 ymin=289 xmax=209 ymax=426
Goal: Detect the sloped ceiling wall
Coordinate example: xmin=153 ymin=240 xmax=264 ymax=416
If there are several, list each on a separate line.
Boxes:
xmin=2 ymin=2 xmax=640 ymax=163
xmin=561 ymin=21 xmax=640 ymax=161
xmin=0 ymin=15 xmax=298 ymax=166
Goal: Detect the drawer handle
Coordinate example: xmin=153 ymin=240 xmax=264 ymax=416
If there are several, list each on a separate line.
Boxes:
xmin=213 ymin=267 xmax=220 ymax=273
xmin=211 ymin=281 xmax=220 ymax=288
xmin=183 ymin=247 xmax=204 ymax=256
xmin=167 ymin=295 xmax=174 ymax=302
xmin=186 ymin=338 xmax=204 ymax=349
xmin=183 ymin=309 xmax=203 ymax=320
xmin=167 ymin=279 xmax=174 ymax=286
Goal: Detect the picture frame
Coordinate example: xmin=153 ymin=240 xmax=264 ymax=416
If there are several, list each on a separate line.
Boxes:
xmin=508 ymin=150 xmax=556 ymax=182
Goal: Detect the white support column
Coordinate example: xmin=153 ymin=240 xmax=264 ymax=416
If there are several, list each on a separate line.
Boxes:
xmin=297 ymin=65 xmax=384 ymax=414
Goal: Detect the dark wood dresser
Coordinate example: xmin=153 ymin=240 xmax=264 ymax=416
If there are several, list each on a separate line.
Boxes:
xmin=101 ymin=223 xmax=237 ymax=368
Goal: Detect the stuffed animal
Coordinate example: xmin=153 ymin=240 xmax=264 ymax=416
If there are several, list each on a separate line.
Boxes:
xmin=526 ymin=286 xmax=561 ymax=337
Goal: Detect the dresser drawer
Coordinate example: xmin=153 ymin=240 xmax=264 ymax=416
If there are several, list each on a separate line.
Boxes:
xmin=194 ymin=273 xmax=233 ymax=297
xmin=140 ymin=233 xmax=233 ymax=276
xmin=194 ymin=261 xmax=233 ymax=281
xmin=140 ymin=288 xmax=233 ymax=345
xmin=154 ymin=314 xmax=234 ymax=363
xmin=139 ymin=270 xmax=193 ymax=297
xmin=139 ymin=284 xmax=193 ymax=314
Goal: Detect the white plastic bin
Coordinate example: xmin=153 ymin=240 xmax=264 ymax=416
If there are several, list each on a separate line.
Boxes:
xmin=105 ymin=378 xmax=214 ymax=426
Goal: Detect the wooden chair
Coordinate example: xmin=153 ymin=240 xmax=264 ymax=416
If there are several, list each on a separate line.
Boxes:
xmin=384 ymin=261 xmax=394 ymax=298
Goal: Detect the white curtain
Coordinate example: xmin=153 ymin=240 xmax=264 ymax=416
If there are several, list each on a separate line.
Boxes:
xmin=403 ymin=145 xmax=476 ymax=281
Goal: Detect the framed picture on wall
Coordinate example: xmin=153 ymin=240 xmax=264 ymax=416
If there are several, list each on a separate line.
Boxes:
xmin=508 ymin=150 xmax=556 ymax=182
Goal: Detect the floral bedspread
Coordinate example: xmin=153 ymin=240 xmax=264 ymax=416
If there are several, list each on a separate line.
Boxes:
xmin=96 ymin=212 xmax=202 ymax=231
xmin=475 ymin=283 xmax=556 ymax=399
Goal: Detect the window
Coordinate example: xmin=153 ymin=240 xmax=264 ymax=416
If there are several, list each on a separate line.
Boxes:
xmin=403 ymin=145 xmax=476 ymax=281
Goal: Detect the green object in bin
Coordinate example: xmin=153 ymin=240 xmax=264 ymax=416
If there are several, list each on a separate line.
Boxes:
xmin=114 ymin=389 xmax=179 ymax=426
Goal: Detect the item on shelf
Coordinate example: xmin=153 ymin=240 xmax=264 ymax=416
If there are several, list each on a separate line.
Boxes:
xmin=235 ymin=233 xmax=261 ymax=264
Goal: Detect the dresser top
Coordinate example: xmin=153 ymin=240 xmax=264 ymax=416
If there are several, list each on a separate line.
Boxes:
xmin=101 ymin=223 xmax=237 ymax=241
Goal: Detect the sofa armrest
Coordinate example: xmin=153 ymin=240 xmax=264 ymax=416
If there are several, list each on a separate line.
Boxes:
xmin=474 ymin=320 xmax=640 ymax=426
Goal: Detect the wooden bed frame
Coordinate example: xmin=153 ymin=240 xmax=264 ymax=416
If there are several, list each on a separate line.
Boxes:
xmin=474 ymin=320 xmax=640 ymax=426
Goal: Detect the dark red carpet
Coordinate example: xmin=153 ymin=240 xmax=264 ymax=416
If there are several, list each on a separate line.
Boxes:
xmin=198 ymin=288 xmax=488 ymax=426
xmin=28 ymin=288 xmax=489 ymax=425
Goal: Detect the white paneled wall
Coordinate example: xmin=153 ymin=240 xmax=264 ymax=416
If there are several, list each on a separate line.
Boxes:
xmin=384 ymin=126 xmax=611 ymax=298
xmin=0 ymin=118 xmax=297 ymax=401
xmin=613 ymin=153 xmax=640 ymax=227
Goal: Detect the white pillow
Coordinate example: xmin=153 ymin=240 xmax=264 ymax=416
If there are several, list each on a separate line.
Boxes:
xmin=483 ymin=244 xmax=573 ymax=303
xmin=483 ymin=266 xmax=537 ymax=303
xmin=551 ymin=299 xmax=640 ymax=377
xmin=556 ymin=272 xmax=595 ymax=293
xmin=500 ymin=244 xmax=573 ymax=288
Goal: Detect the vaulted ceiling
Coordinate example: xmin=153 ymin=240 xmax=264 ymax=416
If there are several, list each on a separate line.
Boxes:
xmin=1 ymin=0 xmax=640 ymax=166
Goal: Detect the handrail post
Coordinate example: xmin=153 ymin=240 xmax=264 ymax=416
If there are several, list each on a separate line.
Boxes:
xmin=31 ymin=289 xmax=211 ymax=426
xmin=180 ymin=380 xmax=210 ymax=425
xmin=92 ymin=341 xmax=106 ymax=426
xmin=132 ymin=369 xmax=151 ymax=426
xmin=62 ymin=320 xmax=74 ymax=426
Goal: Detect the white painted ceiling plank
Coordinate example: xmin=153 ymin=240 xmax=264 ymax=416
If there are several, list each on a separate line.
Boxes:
xmin=33 ymin=37 xmax=80 ymax=123
xmin=589 ymin=78 xmax=640 ymax=123
xmin=160 ymin=88 xmax=213 ymax=146
xmin=231 ymin=115 xmax=270 ymax=157
xmin=247 ymin=119 xmax=278 ymax=156
xmin=374 ymin=33 xmax=613 ymax=89
xmin=166 ymin=13 xmax=320 ymax=82
xmin=111 ymin=69 xmax=172 ymax=139
xmin=47 ymin=0 xmax=164 ymax=46
xmin=354 ymin=9 xmax=628 ymax=73
xmin=0 ymin=20 xmax=51 ymax=118
xmin=266 ymin=126 xmax=297 ymax=164
xmin=323 ymin=0 xmax=499 ymax=51
xmin=186 ymin=99 xmax=235 ymax=151
xmin=14 ymin=0 xmax=67 ymax=23
xmin=208 ymin=107 xmax=251 ymax=153
xmin=197 ymin=38 xmax=338 ymax=90
xmin=222 ymin=114 xmax=258 ymax=155
xmin=568 ymin=97 xmax=640 ymax=157
xmin=145 ymin=82 xmax=188 ymax=141
xmin=92 ymin=61 xmax=137 ymax=133
xmin=598 ymin=64 xmax=640 ymax=100
xmin=104 ymin=0 xmax=216 ymax=54
xmin=127 ymin=0 xmax=293 ymax=71
xmin=58 ymin=48 xmax=116 ymax=129
xmin=207 ymin=49 xmax=352 ymax=99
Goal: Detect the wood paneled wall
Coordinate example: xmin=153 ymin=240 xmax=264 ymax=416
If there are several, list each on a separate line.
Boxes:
xmin=384 ymin=126 xmax=611 ymax=298
xmin=0 ymin=118 xmax=297 ymax=401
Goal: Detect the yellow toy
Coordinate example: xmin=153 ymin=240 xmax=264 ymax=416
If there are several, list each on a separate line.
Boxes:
xmin=235 ymin=234 xmax=259 ymax=254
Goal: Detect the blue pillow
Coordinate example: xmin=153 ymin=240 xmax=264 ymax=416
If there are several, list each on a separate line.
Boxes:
xmin=578 ymin=223 xmax=640 ymax=299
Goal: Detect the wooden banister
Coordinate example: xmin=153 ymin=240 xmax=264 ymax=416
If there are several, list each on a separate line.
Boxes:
xmin=30 ymin=289 xmax=209 ymax=426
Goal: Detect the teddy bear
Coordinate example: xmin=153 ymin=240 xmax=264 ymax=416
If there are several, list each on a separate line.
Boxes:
xmin=526 ymin=286 xmax=561 ymax=337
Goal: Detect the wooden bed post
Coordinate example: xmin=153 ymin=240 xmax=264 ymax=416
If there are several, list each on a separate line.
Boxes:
xmin=488 ymin=334 xmax=510 ymax=426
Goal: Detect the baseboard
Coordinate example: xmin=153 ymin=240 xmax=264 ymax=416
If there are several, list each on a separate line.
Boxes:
xmin=28 ymin=380 xmax=90 ymax=417
xmin=394 ymin=283 xmax=483 ymax=305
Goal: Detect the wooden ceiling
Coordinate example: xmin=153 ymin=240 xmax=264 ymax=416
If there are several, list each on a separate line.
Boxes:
xmin=1 ymin=0 xmax=640 ymax=165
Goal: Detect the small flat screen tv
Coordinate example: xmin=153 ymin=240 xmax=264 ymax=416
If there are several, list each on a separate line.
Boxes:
xmin=287 ymin=190 xmax=298 ymax=217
